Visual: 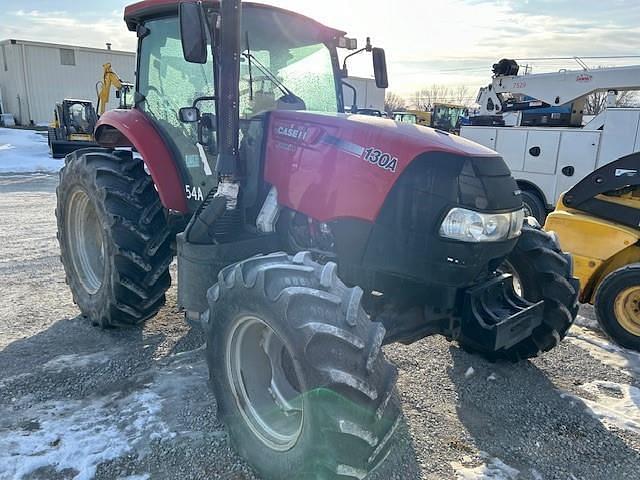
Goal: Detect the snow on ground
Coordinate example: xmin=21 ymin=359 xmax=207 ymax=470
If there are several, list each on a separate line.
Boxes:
xmin=0 ymin=127 xmax=62 ymax=173
xmin=0 ymin=388 xmax=167 ymax=480
xmin=567 ymin=324 xmax=640 ymax=377
xmin=561 ymin=381 xmax=640 ymax=435
xmin=451 ymin=454 xmax=520 ymax=480
xmin=42 ymin=350 xmax=118 ymax=372
xmin=0 ymin=349 xmax=212 ymax=480
xmin=562 ymin=322 xmax=640 ymax=436
xmin=573 ymin=313 xmax=600 ymax=330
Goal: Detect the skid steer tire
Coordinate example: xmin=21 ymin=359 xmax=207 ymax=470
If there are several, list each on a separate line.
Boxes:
xmin=595 ymin=264 xmax=640 ymax=351
xmin=56 ymin=148 xmax=173 ymax=328
xmin=47 ymin=127 xmax=58 ymax=157
xmin=47 ymin=127 xmax=56 ymax=146
xmin=462 ymin=221 xmax=579 ymax=361
xmin=205 ymin=252 xmax=401 ymax=480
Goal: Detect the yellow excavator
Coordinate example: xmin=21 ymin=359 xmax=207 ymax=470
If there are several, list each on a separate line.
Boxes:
xmin=48 ymin=63 xmax=132 ymax=158
xmin=545 ymin=153 xmax=640 ymax=350
xmin=96 ymin=62 xmax=134 ymax=116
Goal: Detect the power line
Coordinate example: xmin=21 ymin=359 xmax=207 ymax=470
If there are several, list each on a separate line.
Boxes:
xmin=515 ymin=55 xmax=640 ymax=61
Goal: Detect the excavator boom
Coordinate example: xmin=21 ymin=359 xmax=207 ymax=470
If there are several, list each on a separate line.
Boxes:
xmin=96 ymin=63 xmax=132 ymax=115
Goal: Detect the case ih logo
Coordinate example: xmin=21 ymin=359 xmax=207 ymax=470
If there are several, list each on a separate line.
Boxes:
xmin=275 ymin=124 xmax=308 ymax=141
xmin=576 ymin=74 xmax=593 ymax=83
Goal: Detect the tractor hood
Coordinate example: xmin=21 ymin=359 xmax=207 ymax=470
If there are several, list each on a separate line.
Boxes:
xmin=263 ymin=110 xmax=507 ymax=223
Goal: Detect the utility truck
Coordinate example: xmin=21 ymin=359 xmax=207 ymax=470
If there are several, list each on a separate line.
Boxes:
xmin=461 ymin=59 xmax=640 ymax=221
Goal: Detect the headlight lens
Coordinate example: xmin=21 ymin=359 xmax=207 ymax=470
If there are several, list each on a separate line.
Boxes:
xmin=440 ymin=208 xmax=524 ymax=242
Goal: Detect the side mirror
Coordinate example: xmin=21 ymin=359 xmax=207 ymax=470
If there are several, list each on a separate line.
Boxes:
xmin=179 ymin=107 xmax=201 ymax=123
xmin=180 ymin=2 xmax=208 ymax=64
xmin=371 ymin=47 xmax=389 ymax=88
xmin=372 ymin=48 xmax=388 ymax=89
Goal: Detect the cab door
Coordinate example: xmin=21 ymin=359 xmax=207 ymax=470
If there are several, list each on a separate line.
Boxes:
xmin=136 ymin=16 xmax=219 ymax=212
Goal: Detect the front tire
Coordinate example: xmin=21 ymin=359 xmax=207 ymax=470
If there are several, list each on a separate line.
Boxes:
xmin=462 ymin=221 xmax=579 ymax=361
xmin=205 ymin=252 xmax=400 ymax=480
xmin=595 ymin=264 xmax=640 ymax=351
xmin=56 ymin=148 xmax=174 ymax=327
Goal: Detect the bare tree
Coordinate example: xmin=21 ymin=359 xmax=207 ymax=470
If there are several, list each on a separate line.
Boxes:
xmin=452 ymin=85 xmax=472 ymax=105
xmin=414 ymin=84 xmax=451 ymax=110
xmin=412 ymin=84 xmax=475 ymax=109
xmin=584 ymin=90 xmax=639 ymax=115
xmin=384 ymin=92 xmax=406 ymax=115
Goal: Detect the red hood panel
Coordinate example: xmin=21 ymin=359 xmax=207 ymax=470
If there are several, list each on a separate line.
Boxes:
xmin=264 ymin=111 xmax=496 ymax=223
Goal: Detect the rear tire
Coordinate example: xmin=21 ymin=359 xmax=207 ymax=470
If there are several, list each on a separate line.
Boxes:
xmin=461 ymin=221 xmax=579 ymax=361
xmin=595 ymin=264 xmax=640 ymax=351
xmin=56 ymin=148 xmax=173 ymax=327
xmin=205 ymin=252 xmax=400 ymax=480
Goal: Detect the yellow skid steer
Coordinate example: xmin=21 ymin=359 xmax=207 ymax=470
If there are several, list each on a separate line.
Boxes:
xmin=545 ymin=153 xmax=640 ymax=350
xmin=48 ymin=99 xmax=98 ymax=158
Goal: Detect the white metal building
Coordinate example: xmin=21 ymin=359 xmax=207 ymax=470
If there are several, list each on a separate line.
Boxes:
xmin=0 ymin=39 xmax=135 ymax=126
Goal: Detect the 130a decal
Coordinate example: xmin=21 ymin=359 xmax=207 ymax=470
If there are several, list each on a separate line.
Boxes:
xmin=362 ymin=147 xmax=398 ymax=172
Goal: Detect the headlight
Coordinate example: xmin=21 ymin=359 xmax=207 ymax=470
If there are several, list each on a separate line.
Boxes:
xmin=440 ymin=208 xmax=525 ymax=242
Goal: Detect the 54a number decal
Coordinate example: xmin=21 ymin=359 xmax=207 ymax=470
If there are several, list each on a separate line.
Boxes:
xmin=362 ymin=147 xmax=398 ymax=173
xmin=185 ymin=185 xmax=204 ymax=202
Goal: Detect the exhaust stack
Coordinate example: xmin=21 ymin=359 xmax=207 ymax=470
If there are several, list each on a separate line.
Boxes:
xmin=216 ymin=0 xmax=242 ymax=179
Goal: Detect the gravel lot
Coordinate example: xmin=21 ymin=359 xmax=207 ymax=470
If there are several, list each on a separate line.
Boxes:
xmin=1 ymin=174 xmax=640 ymax=480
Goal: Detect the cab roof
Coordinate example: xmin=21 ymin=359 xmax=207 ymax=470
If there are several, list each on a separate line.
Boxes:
xmin=123 ymin=0 xmax=346 ymax=39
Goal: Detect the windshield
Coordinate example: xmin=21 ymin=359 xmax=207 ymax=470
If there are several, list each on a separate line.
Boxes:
xmin=239 ymin=10 xmax=339 ymax=118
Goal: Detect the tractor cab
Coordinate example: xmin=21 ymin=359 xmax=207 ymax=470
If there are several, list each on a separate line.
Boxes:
xmin=122 ymin=1 xmax=387 ymax=212
xmin=393 ymin=104 xmax=467 ymax=132
xmin=57 ymin=99 xmax=97 ymax=137
xmin=431 ymin=103 xmax=468 ymax=132
xmin=393 ymin=110 xmax=431 ymax=125
xmin=115 ymin=83 xmax=135 ymax=109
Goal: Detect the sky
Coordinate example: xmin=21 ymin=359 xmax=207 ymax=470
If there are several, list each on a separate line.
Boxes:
xmin=1 ymin=0 xmax=639 ymax=101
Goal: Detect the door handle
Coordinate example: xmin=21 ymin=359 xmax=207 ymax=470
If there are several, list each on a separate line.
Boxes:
xmin=529 ymin=146 xmax=541 ymax=157
xmin=562 ymin=166 xmax=575 ymax=177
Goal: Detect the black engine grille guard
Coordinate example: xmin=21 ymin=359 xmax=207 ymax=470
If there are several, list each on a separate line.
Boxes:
xmin=458 ymin=274 xmax=544 ymax=352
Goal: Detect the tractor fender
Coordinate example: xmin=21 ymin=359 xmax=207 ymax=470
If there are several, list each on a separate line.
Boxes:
xmin=95 ymin=109 xmax=188 ymax=213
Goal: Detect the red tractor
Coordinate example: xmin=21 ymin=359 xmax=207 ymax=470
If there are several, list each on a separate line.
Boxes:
xmin=56 ymin=1 xmax=580 ymax=478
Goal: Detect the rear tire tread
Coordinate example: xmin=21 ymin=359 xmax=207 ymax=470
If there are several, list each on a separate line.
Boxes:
xmin=56 ymin=148 xmax=173 ymax=327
